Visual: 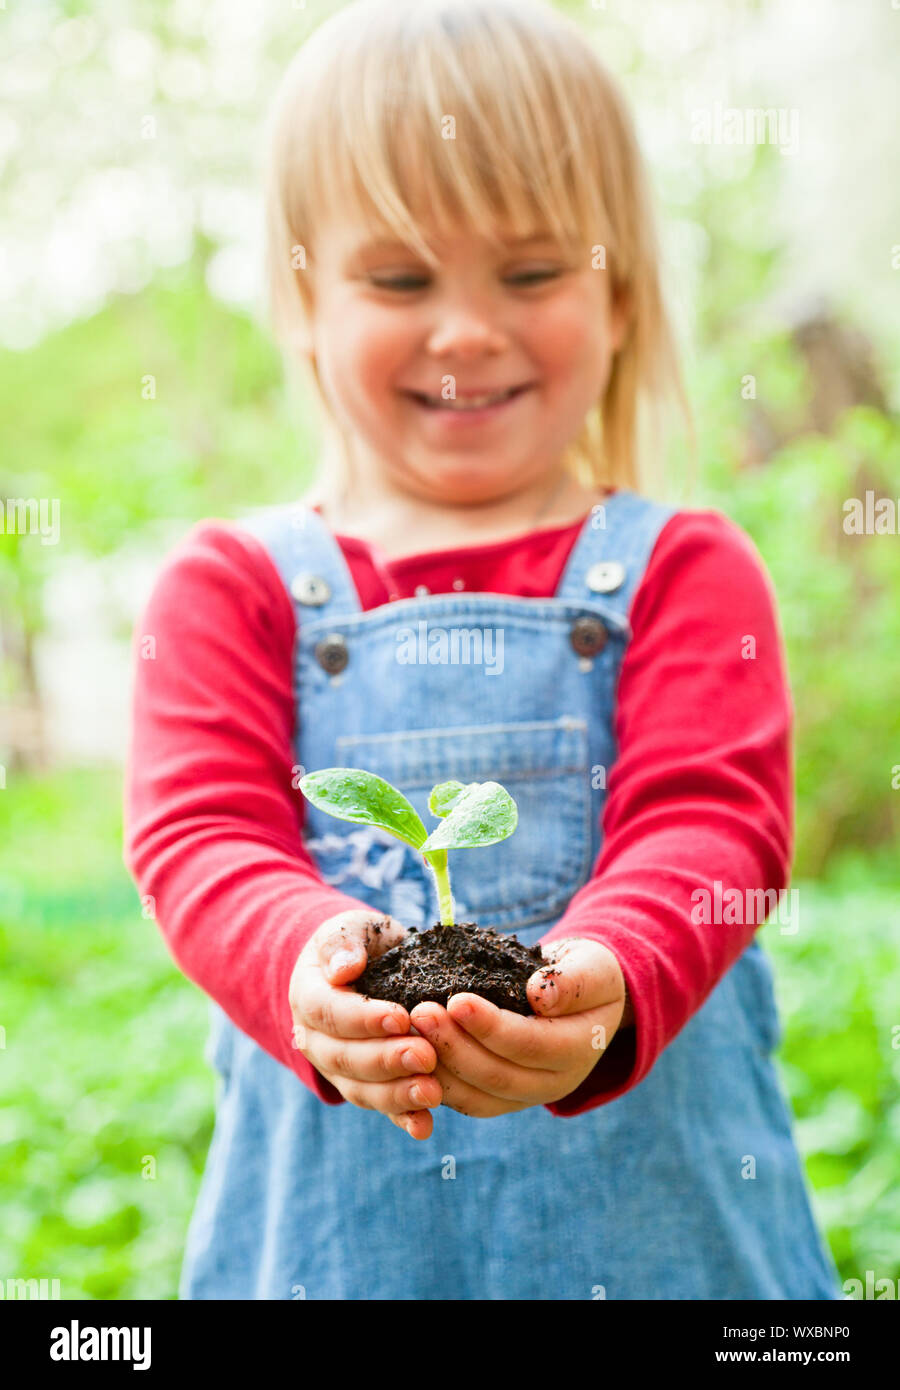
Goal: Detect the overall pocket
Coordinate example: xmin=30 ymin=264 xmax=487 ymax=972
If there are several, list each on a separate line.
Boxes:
xmin=332 ymin=715 xmax=592 ymax=932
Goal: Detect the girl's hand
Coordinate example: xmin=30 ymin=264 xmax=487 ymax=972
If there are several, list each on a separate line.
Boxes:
xmin=400 ymin=937 xmax=626 ymax=1120
xmin=289 ymin=910 xmax=442 ymax=1140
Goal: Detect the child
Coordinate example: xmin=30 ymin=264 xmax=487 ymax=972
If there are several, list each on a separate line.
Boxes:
xmin=124 ymin=0 xmax=842 ymax=1300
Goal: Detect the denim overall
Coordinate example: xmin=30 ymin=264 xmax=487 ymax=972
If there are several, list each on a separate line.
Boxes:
xmin=180 ymin=490 xmax=841 ymax=1301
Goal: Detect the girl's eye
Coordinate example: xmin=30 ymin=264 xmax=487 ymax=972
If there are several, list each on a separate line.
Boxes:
xmin=505 ymin=267 xmax=563 ymax=286
xmin=365 ymin=266 xmax=564 ymax=293
xmin=368 ymin=274 xmax=429 ymax=292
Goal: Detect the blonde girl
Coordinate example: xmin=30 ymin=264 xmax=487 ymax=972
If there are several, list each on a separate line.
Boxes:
xmin=126 ymin=0 xmax=840 ymax=1300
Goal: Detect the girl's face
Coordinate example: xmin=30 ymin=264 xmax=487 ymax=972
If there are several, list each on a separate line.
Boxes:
xmin=303 ymin=218 xmax=628 ymax=506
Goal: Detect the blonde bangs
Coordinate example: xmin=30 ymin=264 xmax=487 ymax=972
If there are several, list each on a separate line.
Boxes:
xmin=264 ymin=0 xmax=691 ymax=492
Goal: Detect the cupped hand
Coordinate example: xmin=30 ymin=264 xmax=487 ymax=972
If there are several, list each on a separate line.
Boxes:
xmin=399 ymin=937 xmax=627 ymax=1119
xmin=289 ymin=910 xmax=442 ymax=1140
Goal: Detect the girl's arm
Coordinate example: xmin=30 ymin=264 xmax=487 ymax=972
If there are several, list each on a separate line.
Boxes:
xmin=123 ymin=521 xmax=374 ymax=1104
xmin=541 ymin=510 xmax=793 ymax=1115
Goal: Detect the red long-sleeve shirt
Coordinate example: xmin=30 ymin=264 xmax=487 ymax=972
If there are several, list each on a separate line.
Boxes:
xmin=123 ymin=502 xmax=792 ymax=1117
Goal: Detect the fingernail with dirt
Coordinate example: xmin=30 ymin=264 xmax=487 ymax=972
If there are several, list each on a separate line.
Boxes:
xmin=537 ymin=974 xmax=558 ymax=1007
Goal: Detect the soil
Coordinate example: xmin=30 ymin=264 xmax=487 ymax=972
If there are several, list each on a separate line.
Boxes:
xmin=353 ymin=920 xmax=554 ymax=1016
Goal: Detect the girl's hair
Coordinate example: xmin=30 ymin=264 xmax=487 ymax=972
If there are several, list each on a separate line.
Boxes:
xmin=263 ymin=0 xmax=691 ymax=495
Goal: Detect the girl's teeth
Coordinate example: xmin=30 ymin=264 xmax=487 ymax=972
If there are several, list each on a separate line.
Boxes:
xmin=419 ymin=388 xmax=517 ymax=410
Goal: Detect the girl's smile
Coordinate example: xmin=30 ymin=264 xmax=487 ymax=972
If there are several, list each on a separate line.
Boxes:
xmin=400 ymin=379 xmax=537 ymax=429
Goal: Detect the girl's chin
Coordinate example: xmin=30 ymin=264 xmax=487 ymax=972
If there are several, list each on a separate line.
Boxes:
xmin=400 ymin=461 xmax=531 ymax=505
xmin=397 ymin=439 xmax=541 ymax=491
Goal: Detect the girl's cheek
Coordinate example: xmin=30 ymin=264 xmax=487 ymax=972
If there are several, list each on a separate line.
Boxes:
xmin=351 ymin=311 xmax=415 ymax=386
xmin=514 ymin=300 xmax=584 ymax=372
xmin=526 ymin=280 xmax=614 ymax=366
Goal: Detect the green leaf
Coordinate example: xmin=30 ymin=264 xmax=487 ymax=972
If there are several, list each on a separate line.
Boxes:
xmin=428 ymin=781 xmax=467 ymax=818
xmin=421 ymin=781 xmax=518 ymax=852
xmin=299 ymin=768 xmax=428 ymax=850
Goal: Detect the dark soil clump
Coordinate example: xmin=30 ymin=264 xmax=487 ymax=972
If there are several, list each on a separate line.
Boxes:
xmin=353 ymin=921 xmax=549 ymax=1016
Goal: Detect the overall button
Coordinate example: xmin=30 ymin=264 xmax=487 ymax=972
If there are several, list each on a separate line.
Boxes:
xmin=315 ymin=634 xmax=349 ymax=673
xmin=291 ymin=572 xmax=331 ymax=606
xmin=570 ymin=615 xmax=608 ymax=657
xmin=585 ymin=561 xmax=625 ymax=594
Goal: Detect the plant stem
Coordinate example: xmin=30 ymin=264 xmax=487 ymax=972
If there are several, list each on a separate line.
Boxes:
xmin=425 ymin=850 xmax=454 ymax=927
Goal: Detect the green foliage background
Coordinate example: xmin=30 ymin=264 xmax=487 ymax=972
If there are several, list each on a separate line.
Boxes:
xmin=1 ymin=0 xmax=898 ymax=1300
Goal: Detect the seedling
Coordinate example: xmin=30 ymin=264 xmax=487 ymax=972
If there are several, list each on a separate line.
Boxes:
xmin=298 ymin=768 xmax=518 ymax=927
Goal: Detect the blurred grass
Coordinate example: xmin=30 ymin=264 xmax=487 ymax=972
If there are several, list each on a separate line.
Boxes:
xmin=0 ymin=769 xmax=213 ymax=1299
xmin=1 ymin=768 xmax=897 ymax=1297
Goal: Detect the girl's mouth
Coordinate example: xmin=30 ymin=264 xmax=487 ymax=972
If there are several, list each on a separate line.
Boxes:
xmin=402 ymin=383 xmax=534 ymax=423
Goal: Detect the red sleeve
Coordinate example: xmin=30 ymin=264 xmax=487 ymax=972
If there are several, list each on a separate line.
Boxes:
xmin=541 ymin=511 xmax=792 ymax=1117
xmin=122 ymin=521 xmax=376 ymax=1105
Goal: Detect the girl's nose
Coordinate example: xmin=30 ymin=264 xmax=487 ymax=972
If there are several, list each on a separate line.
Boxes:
xmin=426 ymin=311 xmax=509 ymax=359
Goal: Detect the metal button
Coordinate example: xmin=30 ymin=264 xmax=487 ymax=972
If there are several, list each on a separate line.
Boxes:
xmin=570 ymin=615 xmax=608 ymax=657
xmin=585 ymin=561 xmax=625 ymax=594
xmin=291 ymin=572 xmax=331 ymax=606
xmin=315 ymin=634 xmax=349 ymax=674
